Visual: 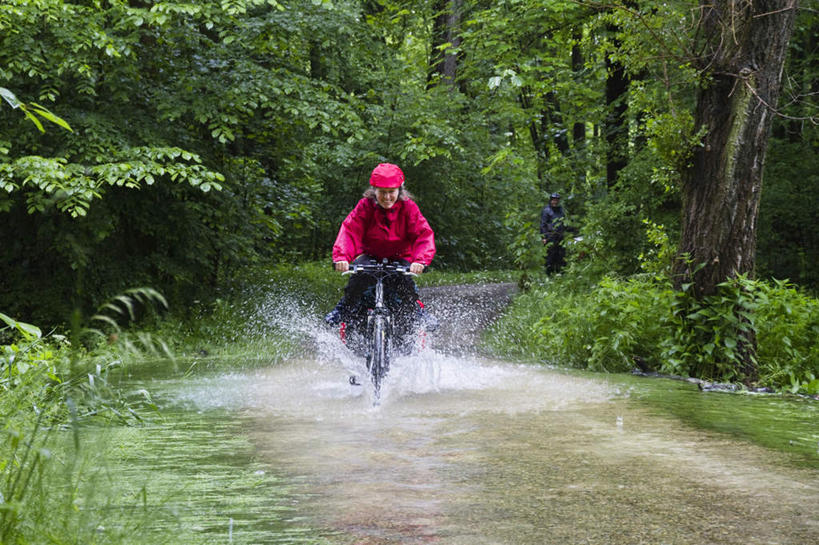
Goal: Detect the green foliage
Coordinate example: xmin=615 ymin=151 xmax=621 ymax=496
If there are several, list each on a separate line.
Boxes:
xmin=661 ymin=276 xmax=819 ymax=390
xmin=643 ymin=110 xmax=703 ymax=175
xmin=487 ymin=273 xmax=671 ymax=372
xmin=753 ymin=280 xmax=819 ymax=394
xmin=0 ymin=0 xmax=816 ymax=334
xmin=1 ymin=288 xmax=172 ymax=543
xmin=1 ymin=288 xmax=167 ymax=428
xmin=0 ymin=86 xmax=73 ymax=133
xmin=0 ymin=147 xmax=224 ymax=217
xmin=1 ymin=0 xmax=372 ymax=323
xmin=503 ymin=213 xmax=545 ymax=271
xmin=638 ymin=219 xmax=675 ymax=276
xmin=756 ymin=8 xmax=819 ymax=289
xmin=661 ymin=275 xmax=759 ymax=382
xmin=0 ymin=312 xmax=55 ymax=391
xmin=757 ymin=140 xmax=819 ymax=288
xmin=579 ymin=129 xmax=684 ymax=277
xmin=489 ymin=272 xmax=819 ymax=393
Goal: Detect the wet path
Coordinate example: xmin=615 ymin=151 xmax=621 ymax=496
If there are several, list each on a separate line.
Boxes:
xmin=228 ymin=357 xmax=818 ymax=545
xmin=133 ymin=283 xmax=818 ymax=544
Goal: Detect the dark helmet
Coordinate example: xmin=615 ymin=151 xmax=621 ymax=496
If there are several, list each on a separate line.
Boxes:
xmin=550 ymin=192 xmax=561 ymax=199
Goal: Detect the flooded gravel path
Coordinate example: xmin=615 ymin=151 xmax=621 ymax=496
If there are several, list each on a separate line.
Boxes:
xmin=140 ymin=283 xmax=818 ymax=544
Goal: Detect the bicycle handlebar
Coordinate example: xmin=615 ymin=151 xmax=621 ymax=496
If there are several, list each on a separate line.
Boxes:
xmin=342 ymin=260 xmax=416 ymax=277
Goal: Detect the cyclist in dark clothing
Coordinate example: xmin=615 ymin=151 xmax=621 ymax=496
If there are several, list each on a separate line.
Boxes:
xmin=540 ymin=192 xmax=568 ymax=274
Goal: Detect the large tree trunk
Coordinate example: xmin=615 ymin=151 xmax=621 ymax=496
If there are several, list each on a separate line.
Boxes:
xmin=605 ymin=29 xmax=629 ymax=187
xmin=672 ymin=0 xmax=798 ymax=377
xmin=428 ymin=0 xmax=462 ymax=89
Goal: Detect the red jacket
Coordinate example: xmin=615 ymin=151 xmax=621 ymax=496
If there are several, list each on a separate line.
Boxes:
xmin=332 ymin=198 xmax=436 ymax=265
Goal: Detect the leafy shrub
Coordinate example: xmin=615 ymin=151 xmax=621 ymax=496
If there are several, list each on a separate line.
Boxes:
xmin=754 ymin=280 xmax=819 ymax=394
xmin=660 ymin=275 xmax=760 ymax=382
xmin=489 ymin=273 xmax=819 ymax=393
xmin=488 ymin=274 xmax=671 ymax=372
xmin=661 ymin=276 xmax=819 ymax=391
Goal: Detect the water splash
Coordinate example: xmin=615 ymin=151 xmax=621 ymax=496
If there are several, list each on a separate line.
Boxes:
xmin=165 ymin=287 xmax=614 ymax=415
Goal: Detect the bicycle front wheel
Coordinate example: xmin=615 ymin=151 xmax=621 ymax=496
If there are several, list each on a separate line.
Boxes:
xmin=369 ymin=314 xmax=391 ymax=400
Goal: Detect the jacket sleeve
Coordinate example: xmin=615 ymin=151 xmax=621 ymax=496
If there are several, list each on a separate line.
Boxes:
xmin=407 ymin=201 xmax=436 ymax=265
xmin=332 ymin=199 xmax=369 ymax=262
xmin=540 ymin=207 xmax=550 ymax=235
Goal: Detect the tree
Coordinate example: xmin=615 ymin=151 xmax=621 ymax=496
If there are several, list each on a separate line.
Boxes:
xmin=672 ymin=0 xmax=800 ymax=378
xmin=604 ymin=20 xmax=629 ymax=187
xmin=429 ymin=0 xmax=463 ymax=89
xmin=0 ymin=0 xmax=365 ymax=322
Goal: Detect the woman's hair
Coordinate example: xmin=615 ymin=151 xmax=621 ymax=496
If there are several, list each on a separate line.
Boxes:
xmin=364 ymin=185 xmax=414 ymax=201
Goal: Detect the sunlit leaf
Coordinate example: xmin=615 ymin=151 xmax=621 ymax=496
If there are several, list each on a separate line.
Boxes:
xmin=0 ymin=87 xmax=22 ymax=109
xmin=30 ymin=103 xmax=73 ymax=131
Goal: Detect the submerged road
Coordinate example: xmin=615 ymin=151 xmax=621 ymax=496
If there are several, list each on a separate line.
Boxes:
xmin=139 ymin=283 xmax=819 ymax=543
xmin=230 ymin=283 xmax=818 ymax=544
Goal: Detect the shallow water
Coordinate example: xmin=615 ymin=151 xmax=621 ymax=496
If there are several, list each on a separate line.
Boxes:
xmin=121 ymin=347 xmax=818 ymax=545
xmin=99 ymin=284 xmax=818 ymax=544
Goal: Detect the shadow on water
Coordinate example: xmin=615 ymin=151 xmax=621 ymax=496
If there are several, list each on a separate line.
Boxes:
xmin=110 ymin=286 xmax=818 ymax=545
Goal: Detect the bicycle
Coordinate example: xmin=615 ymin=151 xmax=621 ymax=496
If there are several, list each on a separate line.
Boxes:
xmin=340 ymin=259 xmax=417 ymax=402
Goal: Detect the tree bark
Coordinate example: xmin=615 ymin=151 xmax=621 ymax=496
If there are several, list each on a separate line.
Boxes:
xmin=672 ymin=0 xmax=799 ymax=377
xmin=673 ymin=0 xmax=798 ymax=294
xmin=605 ymin=26 xmax=629 ymax=187
xmin=571 ymin=32 xmax=586 ymax=149
xmin=429 ymin=0 xmax=462 ymax=90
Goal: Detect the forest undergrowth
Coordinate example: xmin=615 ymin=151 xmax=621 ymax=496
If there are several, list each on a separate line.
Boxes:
xmin=487 ymin=267 xmax=819 ymax=397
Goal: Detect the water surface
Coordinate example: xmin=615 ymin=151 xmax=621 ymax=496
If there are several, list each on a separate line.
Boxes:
xmin=133 ymin=350 xmax=818 ymax=545
xmin=108 ymin=284 xmax=818 ymax=544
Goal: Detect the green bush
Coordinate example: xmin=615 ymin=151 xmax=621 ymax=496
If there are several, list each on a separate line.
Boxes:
xmin=661 ymin=276 xmax=819 ymax=390
xmin=755 ymin=280 xmax=819 ymax=394
xmin=660 ymin=275 xmax=760 ymax=382
xmin=487 ymin=274 xmax=672 ymax=372
xmin=488 ymin=273 xmax=819 ymax=393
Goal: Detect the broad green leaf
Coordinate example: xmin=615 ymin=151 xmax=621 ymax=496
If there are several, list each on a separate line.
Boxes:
xmin=22 ymin=109 xmax=45 ymax=133
xmin=0 ymin=312 xmax=42 ymax=340
xmin=29 ymin=103 xmax=73 ymax=132
xmin=0 ymin=87 xmax=22 ymax=109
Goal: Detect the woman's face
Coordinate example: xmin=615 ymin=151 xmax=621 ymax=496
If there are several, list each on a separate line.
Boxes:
xmin=375 ymin=187 xmax=400 ymax=209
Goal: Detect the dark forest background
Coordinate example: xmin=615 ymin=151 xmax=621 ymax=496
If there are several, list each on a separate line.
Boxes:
xmin=1 ymin=0 xmax=816 ymax=326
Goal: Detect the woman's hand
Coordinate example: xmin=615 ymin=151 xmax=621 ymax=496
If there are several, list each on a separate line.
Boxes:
xmin=334 ymin=260 xmax=350 ymax=272
xmin=409 ymin=262 xmax=425 ymax=274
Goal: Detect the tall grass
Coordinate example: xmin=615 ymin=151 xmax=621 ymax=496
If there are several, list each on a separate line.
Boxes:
xmin=1 ymin=290 xmax=168 ymax=544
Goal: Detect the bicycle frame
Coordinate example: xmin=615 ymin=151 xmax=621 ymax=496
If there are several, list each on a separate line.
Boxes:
xmin=343 ymin=259 xmax=414 ymax=401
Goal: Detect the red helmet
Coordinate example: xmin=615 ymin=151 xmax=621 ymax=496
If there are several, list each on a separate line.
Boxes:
xmin=369 ymin=163 xmax=405 ymax=188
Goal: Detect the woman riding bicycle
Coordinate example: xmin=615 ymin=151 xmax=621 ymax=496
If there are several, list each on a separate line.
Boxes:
xmin=324 ymin=162 xmax=436 ymax=330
